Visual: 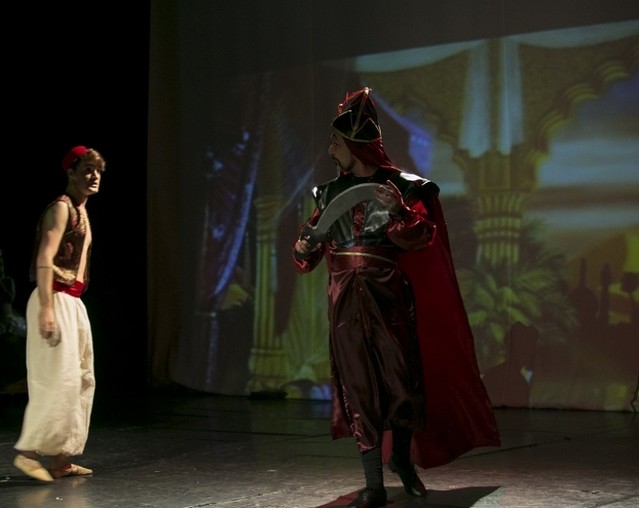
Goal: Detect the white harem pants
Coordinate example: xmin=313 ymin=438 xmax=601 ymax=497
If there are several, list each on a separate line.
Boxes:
xmin=14 ymin=288 xmax=95 ymax=457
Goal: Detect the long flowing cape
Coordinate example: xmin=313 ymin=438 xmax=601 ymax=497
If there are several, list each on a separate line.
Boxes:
xmin=383 ymin=182 xmax=501 ymax=469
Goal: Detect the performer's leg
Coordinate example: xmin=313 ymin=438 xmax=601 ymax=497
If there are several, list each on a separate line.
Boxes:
xmin=348 ymin=446 xmax=387 ymax=508
xmin=389 ymin=425 xmax=427 ymax=497
xmin=13 ymin=291 xmax=54 ymax=483
xmin=391 ymin=424 xmax=412 ymax=467
xmin=361 ymin=447 xmax=383 ymax=490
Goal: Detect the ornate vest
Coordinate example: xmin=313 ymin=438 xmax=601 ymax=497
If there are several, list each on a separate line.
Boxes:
xmin=30 ymin=194 xmax=91 ymax=291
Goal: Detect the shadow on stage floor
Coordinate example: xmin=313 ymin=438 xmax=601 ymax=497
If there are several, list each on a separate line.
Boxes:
xmin=1 ymin=387 xmax=637 ymax=507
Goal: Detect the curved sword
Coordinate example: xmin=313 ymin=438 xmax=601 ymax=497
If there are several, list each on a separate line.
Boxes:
xmin=301 ymin=183 xmax=378 ymax=247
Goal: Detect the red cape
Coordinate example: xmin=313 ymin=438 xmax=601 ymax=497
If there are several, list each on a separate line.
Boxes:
xmin=383 ymin=183 xmax=501 ymax=469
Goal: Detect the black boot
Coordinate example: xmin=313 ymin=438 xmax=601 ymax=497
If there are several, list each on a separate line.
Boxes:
xmin=347 ymin=487 xmax=387 ymax=507
xmin=388 ymin=455 xmax=427 ymax=497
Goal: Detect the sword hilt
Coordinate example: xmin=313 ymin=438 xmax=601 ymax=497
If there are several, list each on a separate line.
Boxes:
xmin=301 ymin=224 xmax=324 ymax=249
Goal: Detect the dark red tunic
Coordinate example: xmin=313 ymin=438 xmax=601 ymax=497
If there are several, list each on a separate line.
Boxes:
xmin=294 ymin=169 xmax=501 ymax=469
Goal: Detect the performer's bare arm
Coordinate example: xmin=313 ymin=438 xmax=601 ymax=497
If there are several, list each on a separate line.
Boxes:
xmin=36 ymin=202 xmax=68 ymax=345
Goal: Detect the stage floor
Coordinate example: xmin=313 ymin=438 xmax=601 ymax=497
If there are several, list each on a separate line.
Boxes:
xmin=1 ymin=388 xmax=637 ymax=508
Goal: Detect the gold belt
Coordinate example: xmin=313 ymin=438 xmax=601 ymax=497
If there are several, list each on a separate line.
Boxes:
xmin=333 ymin=251 xmax=396 ymax=265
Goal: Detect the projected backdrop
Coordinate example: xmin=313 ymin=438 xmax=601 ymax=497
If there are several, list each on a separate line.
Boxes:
xmin=172 ymin=19 xmax=639 ymax=412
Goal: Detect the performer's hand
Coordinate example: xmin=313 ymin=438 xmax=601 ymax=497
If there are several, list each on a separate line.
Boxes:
xmin=375 ymin=180 xmax=404 ymax=215
xmin=39 ymin=306 xmax=61 ymax=347
xmin=295 ymin=237 xmax=315 ymax=256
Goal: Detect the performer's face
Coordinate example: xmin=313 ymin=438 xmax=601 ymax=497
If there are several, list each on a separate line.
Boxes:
xmin=69 ymin=159 xmax=103 ymax=196
xmin=328 ymin=133 xmax=356 ymax=173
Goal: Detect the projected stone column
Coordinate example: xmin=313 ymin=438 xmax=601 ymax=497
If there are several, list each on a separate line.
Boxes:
xmin=474 ymin=191 xmax=525 ymax=265
xmin=247 ymin=195 xmax=287 ymax=393
xmin=463 ymin=149 xmax=531 ymax=266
